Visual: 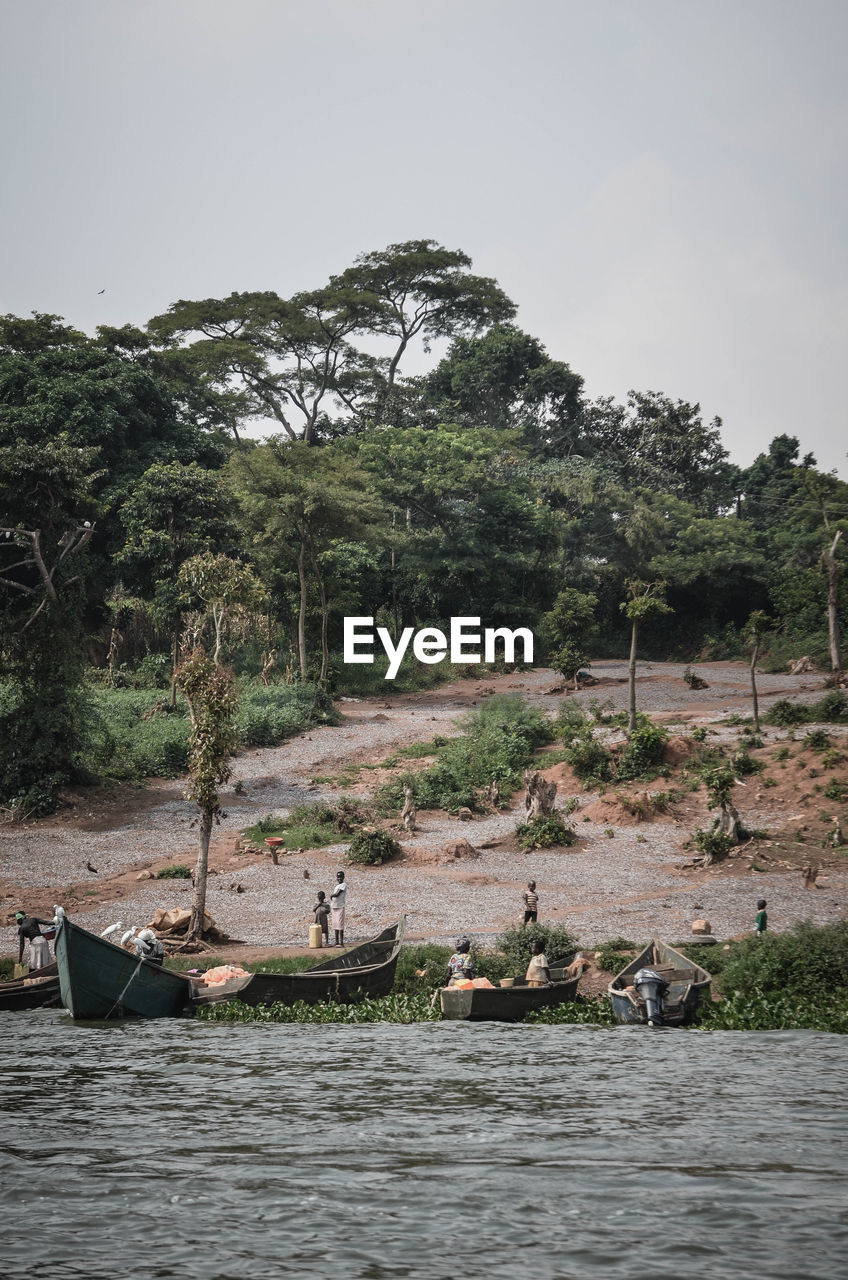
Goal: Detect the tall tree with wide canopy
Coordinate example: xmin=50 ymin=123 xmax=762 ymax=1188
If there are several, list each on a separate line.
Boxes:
xmin=332 ymin=239 xmax=516 ymax=417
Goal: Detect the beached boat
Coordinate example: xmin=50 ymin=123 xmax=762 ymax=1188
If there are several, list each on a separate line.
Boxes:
xmin=440 ymin=971 xmax=581 ymax=1022
xmin=191 ymin=918 xmax=407 ymax=1009
xmin=0 ymin=963 xmax=61 ymax=1012
xmin=56 ymin=916 xmax=194 ymax=1020
xmin=608 ymin=939 xmax=712 ymax=1027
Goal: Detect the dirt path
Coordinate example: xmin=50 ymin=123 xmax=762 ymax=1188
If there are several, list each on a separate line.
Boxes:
xmin=2 ymin=661 xmax=846 ymax=954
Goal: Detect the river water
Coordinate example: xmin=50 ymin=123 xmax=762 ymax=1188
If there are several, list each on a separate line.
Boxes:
xmin=2 ymin=1011 xmax=846 ymax=1280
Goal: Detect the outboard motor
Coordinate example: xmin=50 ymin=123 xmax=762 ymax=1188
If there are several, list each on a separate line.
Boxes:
xmin=634 ymin=968 xmax=669 ymax=1026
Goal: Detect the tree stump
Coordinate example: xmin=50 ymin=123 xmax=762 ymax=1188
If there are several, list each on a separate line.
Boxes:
xmin=401 ymin=784 xmax=417 ymax=833
xmin=524 ymin=770 xmax=557 ymax=819
xmin=716 ymin=800 xmax=741 ymax=843
xmin=486 ymin=779 xmax=500 ymax=808
xmin=802 ymin=862 xmax=819 ymax=888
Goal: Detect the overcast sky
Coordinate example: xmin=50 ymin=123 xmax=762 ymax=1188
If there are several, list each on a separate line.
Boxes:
xmin=1 ymin=0 xmax=845 ymax=474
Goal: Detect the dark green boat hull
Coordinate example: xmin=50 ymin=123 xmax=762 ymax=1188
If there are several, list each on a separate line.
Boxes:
xmin=56 ymin=918 xmax=193 ymax=1020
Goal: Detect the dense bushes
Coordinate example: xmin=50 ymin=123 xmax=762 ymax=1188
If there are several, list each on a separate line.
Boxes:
xmin=515 ymin=812 xmax=576 ymax=850
xmin=375 ymin=694 xmax=555 ymax=814
xmin=715 ymin=920 xmax=848 ymax=1001
xmin=765 ymin=691 xmax=848 ymax=727
xmin=75 ymin=680 xmax=338 ymax=783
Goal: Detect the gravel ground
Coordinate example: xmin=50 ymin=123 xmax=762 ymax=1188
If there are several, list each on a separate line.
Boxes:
xmin=2 ymin=660 xmax=845 ymax=954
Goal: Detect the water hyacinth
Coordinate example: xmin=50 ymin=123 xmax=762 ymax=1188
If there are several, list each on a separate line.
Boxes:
xmin=195 ymin=993 xmax=440 ymax=1024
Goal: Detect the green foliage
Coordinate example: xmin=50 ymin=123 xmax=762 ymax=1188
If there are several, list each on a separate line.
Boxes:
xmin=765 ymin=692 xmax=848 ymax=728
xmin=716 ymin=921 xmax=848 ymax=1001
xmin=595 ymin=940 xmax=637 ymax=973
xmin=691 ymin=726 xmax=708 ymax=743
xmin=156 ymin=864 xmax=192 ymax=879
xmin=495 ymin=922 xmax=579 ymax=973
xmin=196 ymin=993 xmax=440 ymax=1023
xmin=695 ymin=989 xmax=848 ymax=1033
xmin=524 ymin=998 xmax=617 ymax=1025
xmin=731 ymin=748 xmax=764 ymax=777
xmin=515 ymin=812 xmax=576 ymax=850
xmin=375 ymin=694 xmax=552 ymax=813
xmin=563 ymin=735 xmax=613 ymax=781
xmin=394 ymin=943 xmax=452 ymax=992
xmin=822 ymin=778 xmax=848 ymax=802
xmin=615 ymin=721 xmax=669 ymax=780
xmin=554 ymin=700 xmax=588 ymax=740
xmin=693 ymin=828 xmax=736 ymax=861
xmin=802 ymin=729 xmax=831 ymax=752
xmin=236 ymin=683 xmax=338 ymax=746
xmin=245 ymin=800 xmax=370 ymax=848
xmin=346 ymin=827 xmax=401 ymax=865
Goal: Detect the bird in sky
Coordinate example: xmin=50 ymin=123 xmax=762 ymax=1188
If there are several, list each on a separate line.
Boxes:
xmin=97 ymin=289 xmax=105 ymax=295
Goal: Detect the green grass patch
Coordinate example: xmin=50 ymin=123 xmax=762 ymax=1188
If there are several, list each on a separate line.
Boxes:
xmin=243 ymin=799 xmax=371 ymax=848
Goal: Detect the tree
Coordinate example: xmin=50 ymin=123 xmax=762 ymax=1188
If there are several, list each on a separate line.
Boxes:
xmin=175 ymin=650 xmax=239 ymax=941
xmin=620 ymin=580 xmax=673 ymax=732
xmin=147 ymin=288 xmax=369 ymax=446
xmin=178 ymin=552 xmax=266 ymax=664
xmin=229 ymin=441 xmax=382 ymax=681
xmin=743 ymin=610 xmax=770 ymax=731
xmin=0 ymin=436 xmax=99 ymax=813
xmin=117 ymin=462 xmax=237 ymax=702
xmin=426 ymin=324 xmax=584 ymax=450
xmin=540 ymin=588 xmax=597 ymax=688
xmin=333 ymin=240 xmax=516 ymax=417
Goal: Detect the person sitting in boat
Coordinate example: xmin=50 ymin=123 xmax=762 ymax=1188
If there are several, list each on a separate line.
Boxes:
xmin=129 ymin=928 xmax=165 ymax=965
xmin=446 ymin=938 xmax=475 ymax=986
xmin=525 ymin=939 xmax=552 ymax=987
xmin=15 ymin=911 xmax=54 ymax=970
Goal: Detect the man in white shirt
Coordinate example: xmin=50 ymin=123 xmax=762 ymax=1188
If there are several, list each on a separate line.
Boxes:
xmin=330 ymin=871 xmax=347 ymax=946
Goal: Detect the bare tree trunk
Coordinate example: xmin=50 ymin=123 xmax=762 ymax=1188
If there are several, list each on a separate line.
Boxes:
xmin=628 ymin=620 xmax=639 ymax=733
xmin=306 ymin=537 xmax=330 ymax=685
xmin=170 ymin=631 xmax=179 ymax=708
xmin=717 ymin=800 xmax=741 ymax=844
xmin=212 ymin=604 xmax=224 ymax=665
xmin=189 ymin=808 xmax=213 ymax=940
xmin=296 ymin=539 xmax=308 ymax=680
xmin=524 ymin=771 xmax=557 ymax=818
xmin=823 ymin=530 xmax=843 ymax=674
xmin=750 ymin=637 xmax=761 ymax=732
xmin=401 ymin=784 xmax=417 ymax=833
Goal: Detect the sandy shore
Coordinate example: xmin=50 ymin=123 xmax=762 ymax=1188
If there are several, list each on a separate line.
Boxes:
xmin=2 ymin=660 xmax=846 ymax=955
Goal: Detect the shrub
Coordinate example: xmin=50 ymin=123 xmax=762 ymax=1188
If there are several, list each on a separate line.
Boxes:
xmin=764 ymin=700 xmax=809 ymax=727
xmin=515 ymin=812 xmax=576 ymax=850
xmin=802 ymin=729 xmax=831 ymax=752
xmin=156 ymin=864 xmax=192 ymax=879
xmin=615 ymin=721 xmax=669 ymax=780
xmin=496 ymin=922 xmax=580 ymax=973
xmin=716 ymin=920 xmax=848 ymax=1000
xmin=691 ymin=726 xmax=708 ymax=743
xmin=554 ymin=700 xmax=588 ymax=741
xmin=693 ymin=828 xmax=735 ymax=861
xmin=823 ymin=778 xmax=848 ymax=803
xmin=564 ymin=734 xmax=613 ymax=781
xmin=346 ymin=828 xmax=401 ymax=865
xmin=459 ymin=694 xmax=554 ymax=751
xmin=731 ymin=748 xmax=763 ymax=777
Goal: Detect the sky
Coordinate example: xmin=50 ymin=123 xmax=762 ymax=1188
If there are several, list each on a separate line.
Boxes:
xmin=1 ymin=0 xmax=846 ymax=474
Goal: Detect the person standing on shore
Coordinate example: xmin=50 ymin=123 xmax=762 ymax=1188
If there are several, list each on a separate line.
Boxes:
xmin=330 ymin=871 xmax=347 ymax=947
xmin=15 ymin=911 xmax=54 ymax=969
xmin=755 ymin=899 xmax=768 ymax=936
xmin=522 ymin=881 xmax=539 ymax=925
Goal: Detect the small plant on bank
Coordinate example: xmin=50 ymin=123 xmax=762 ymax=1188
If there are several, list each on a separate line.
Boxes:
xmin=346 ymin=827 xmax=401 ymax=865
xmin=802 ymin=729 xmax=831 ymax=752
xmin=615 ymin=721 xmax=669 ymax=781
xmin=156 ymin=863 xmax=192 ymax=879
xmin=564 ymin=734 xmax=613 ymax=782
xmin=691 ymin=726 xmax=708 ymax=743
xmin=693 ymin=828 xmax=735 ymax=862
xmin=823 ymin=778 xmax=848 ymax=803
xmin=496 ymin=923 xmax=580 ymax=973
xmin=515 ymin=811 xmax=576 ymax=850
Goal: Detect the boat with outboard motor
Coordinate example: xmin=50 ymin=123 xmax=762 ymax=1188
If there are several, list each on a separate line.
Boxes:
xmin=608 ymin=939 xmax=712 ymax=1027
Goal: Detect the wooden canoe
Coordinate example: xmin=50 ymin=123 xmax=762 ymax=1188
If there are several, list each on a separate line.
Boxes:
xmin=56 ymin=917 xmax=193 ymax=1020
xmin=0 ymin=963 xmax=61 ymax=1012
xmin=608 ymin=939 xmax=712 ymax=1027
xmin=440 ymin=972 xmax=581 ymax=1022
xmin=191 ymin=918 xmax=407 ymax=1009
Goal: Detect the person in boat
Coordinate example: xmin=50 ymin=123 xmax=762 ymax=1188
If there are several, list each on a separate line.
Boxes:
xmin=313 ymin=891 xmax=330 ymax=946
xmin=130 ymin=928 xmax=165 ymax=965
xmin=446 ymin=938 xmax=475 ymax=986
xmin=525 ymin=938 xmax=552 ymax=987
xmin=15 ymin=911 xmax=54 ymax=969
xmin=330 ymin=871 xmax=347 ymax=947
xmin=755 ymin=899 xmax=768 ymax=936
xmin=522 ymin=881 xmax=539 ymax=925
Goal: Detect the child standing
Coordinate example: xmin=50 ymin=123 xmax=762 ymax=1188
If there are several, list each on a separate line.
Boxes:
xmin=313 ymin=891 xmax=330 ymax=946
xmin=522 ymin=881 xmax=539 ymax=925
xmin=755 ymin=899 xmax=768 ymax=936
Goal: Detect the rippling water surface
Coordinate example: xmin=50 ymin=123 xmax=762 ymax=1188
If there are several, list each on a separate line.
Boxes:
xmin=2 ymin=1012 xmax=847 ymax=1279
